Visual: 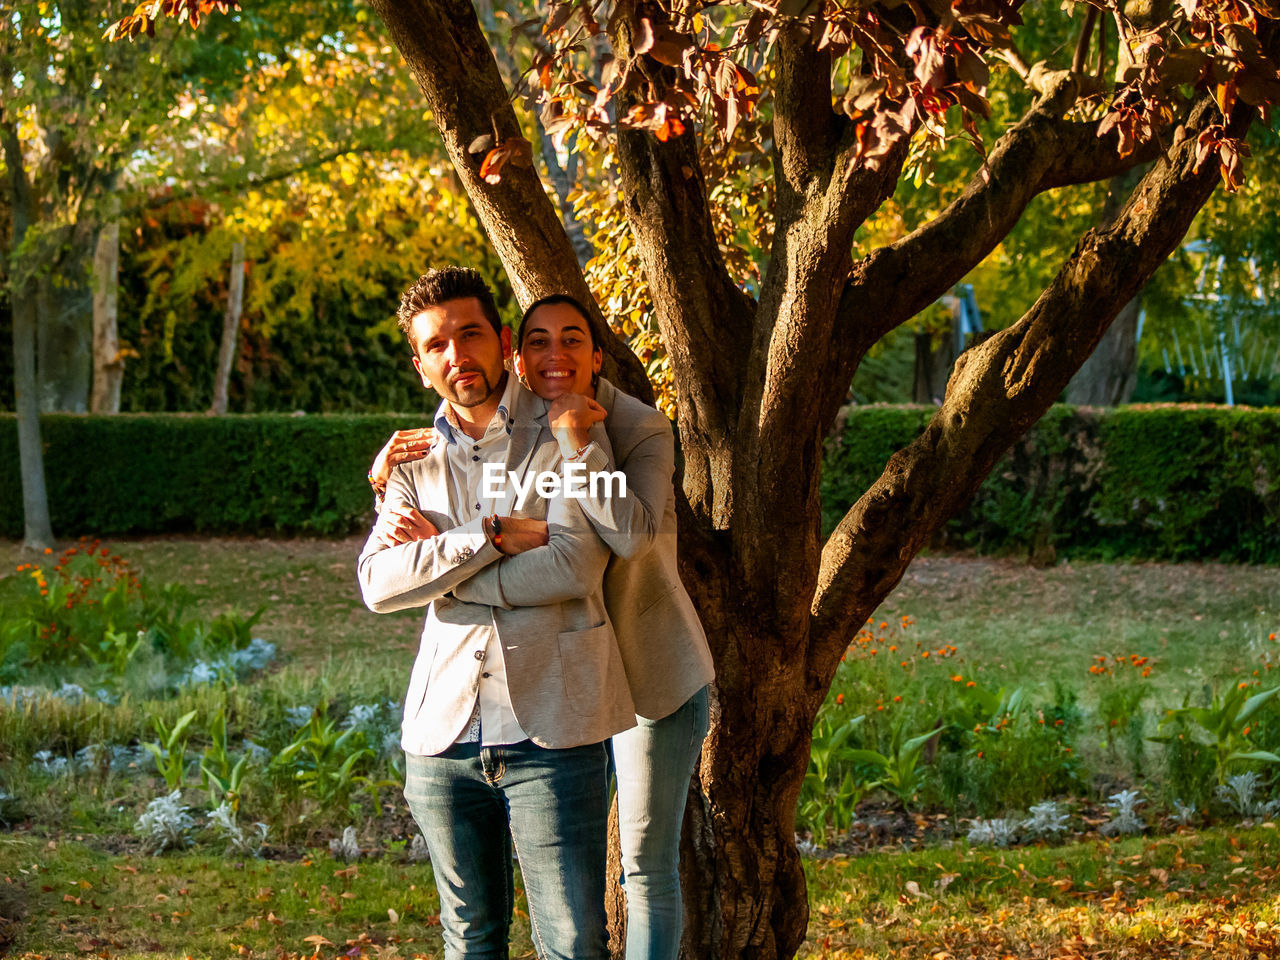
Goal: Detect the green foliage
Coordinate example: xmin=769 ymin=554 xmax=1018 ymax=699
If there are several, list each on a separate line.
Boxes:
xmin=797 ymin=709 xmax=870 ymax=838
xmin=273 ymin=706 xmax=374 ymax=811
xmin=1154 ymin=683 xmax=1280 ymax=784
xmin=0 ymin=540 xmax=259 ymax=687
xmin=823 ymin=404 xmax=1280 ymax=561
xmin=0 ymin=414 xmax=423 ymax=537
xmin=144 ymin=709 xmax=199 ymax=790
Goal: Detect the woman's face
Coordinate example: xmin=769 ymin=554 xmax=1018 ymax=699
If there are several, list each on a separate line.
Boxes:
xmin=515 ymin=302 xmax=602 ymax=400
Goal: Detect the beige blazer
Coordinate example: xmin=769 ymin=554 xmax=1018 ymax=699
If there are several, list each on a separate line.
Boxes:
xmin=357 ymin=384 xmax=636 ymax=755
xmin=452 ymin=378 xmax=715 ymax=721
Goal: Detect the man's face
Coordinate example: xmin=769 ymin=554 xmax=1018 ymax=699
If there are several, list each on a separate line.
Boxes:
xmin=409 ymin=297 xmax=511 ymax=410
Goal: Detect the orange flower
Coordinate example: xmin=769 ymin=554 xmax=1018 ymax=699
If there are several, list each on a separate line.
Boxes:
xmin=921 ymin=651 xmax=930 ymax=659
xmin=1239 ymin=682 xmax=1250 ymax=690
xmin=951 ymin=675 xmax=963 ymax=682
xmin=901 ymin=661 xmax=910 ymax=668
xmin=1242 ymin=726 xmax=1252 ymax=737
xmin=966 ymin=681 xmax=976 ymax=687
xmin=889 ymin=645 xmax=897 ymax=652
xmin=836 ymin=694 xmax=845 ymax=706
xmin=893 ymin=696 xmax=902 ymax=703
xmin=43 ymin=547 xmax=52 ymax=554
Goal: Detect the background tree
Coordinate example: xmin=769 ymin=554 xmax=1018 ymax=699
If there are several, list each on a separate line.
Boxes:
xmin=114 ymin=0 xmax=1280 ymax=957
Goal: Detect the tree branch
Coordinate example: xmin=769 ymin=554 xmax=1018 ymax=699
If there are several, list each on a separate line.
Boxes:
xmin=367 ymin=0 xmax=651 ymax=401
xmin=609 ymin=1 xmax=757 ymax=525
xmin=808 ymin=93 xmax=1242 ymax=690
xmin=835 ymin=76 xmax=1164 ymax=362
xmin=731 ymin=26 xmax=909 ymax=604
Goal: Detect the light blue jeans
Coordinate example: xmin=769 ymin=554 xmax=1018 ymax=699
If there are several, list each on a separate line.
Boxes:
xmin=611 ymin=686 xmax=711 ymax=960
xmin=403 ymin=740 xmax=610 ymax=960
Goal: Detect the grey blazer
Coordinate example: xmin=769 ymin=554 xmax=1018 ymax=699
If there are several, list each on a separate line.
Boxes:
xmin=357 ymin=384 xmax=636 ymax=755
xmin=454 ymin=378 xmax=714 ymax=721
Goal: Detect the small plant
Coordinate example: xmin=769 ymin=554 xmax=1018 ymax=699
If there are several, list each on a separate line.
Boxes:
xmin=1214 ymin=771 xmax=1280 ymax=819
xmin=1100 ymin=788 xmax=1147 ymax=836
xmin=1089 ymin=653 xmax=1156 ymax=776
xmin=1171 ymin=799 xmax=1199 ymax=826
xmin=329 ymin=825 xmax=361 ymax=861
xmin=845 ymin=724 xmax=945 ymax=810
xmin=967 ymin=818 xmax=1019 ymax=847
xmin=209 ymin=801 xmax=269 ymax=857
xmin=29 ymin=749 xmax=69 ymax=777
xmin=200 ymin=709 xmax=250 ymax=808
xmin=409 ymin=833 xmax=430 ymax=863
xmin=1154 ymin=682 xmax=1280 ymax=783
xmin=1021 ymin=800 xmax=1071 ymax=841
xmin=143 ymin=709 xmax=199 ymax=789
xmin=275 ymin=707 xmax=373 ymax=808
xmin=797 ymin=709 xmax=869 ymax=839
xmin=136 ymin=789 xmax=195 ymax=854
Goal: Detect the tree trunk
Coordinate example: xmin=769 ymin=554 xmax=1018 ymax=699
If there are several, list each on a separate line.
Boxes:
xmin=1064 ymin=293 xmax=1140 ymax=405
xmin=36 ymin=270 xmax=92 ymax=413
xmin=91 ymin=219 xmax=123 ymax=413
xmin=3 ymin=118 xmax=54 ymax=550
xmin=12 ymin=277 xmax=54 ymax=550
xmin=1065 ymin=170 xmax=1145 ymax=406
xmin=209 ymin=240 xmax=244 ymax=416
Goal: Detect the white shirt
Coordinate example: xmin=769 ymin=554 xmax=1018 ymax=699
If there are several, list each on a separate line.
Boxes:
xmin=432 ymin=374 xmax=528 ymax=747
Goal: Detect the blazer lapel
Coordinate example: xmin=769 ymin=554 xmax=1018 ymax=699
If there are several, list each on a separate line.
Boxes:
xmin=502 ymin=384 xmax=548 ymax=488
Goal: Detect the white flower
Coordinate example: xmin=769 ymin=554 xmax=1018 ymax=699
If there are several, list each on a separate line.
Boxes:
xmin=286 ymin=706 xmax=314 ymax=728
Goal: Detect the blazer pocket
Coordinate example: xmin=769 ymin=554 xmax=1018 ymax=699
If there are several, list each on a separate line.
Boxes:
xmin=556 ymin=623 xmax=611 ymax=713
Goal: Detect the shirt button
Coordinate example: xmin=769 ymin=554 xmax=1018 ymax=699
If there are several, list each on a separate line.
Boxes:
xmin=474 ymin=503 xmax=480 ymax=510
xmin=473 ymin=444 xmax=479 ymax=451
xmin=482 ymin=672 xmax=491 ymax=679
xmin=472 ymin=456 xmax=480 ymax=462
xmin=473 ymin=650 xmax=485 ymax=661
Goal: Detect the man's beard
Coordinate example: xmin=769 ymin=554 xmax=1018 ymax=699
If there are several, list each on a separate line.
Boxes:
xmin=444 ymin=369 xmax=505 ymax=408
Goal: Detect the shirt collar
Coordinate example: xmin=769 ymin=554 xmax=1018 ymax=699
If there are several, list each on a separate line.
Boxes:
xmin=432 ymin=371 xmax=516 ymax=445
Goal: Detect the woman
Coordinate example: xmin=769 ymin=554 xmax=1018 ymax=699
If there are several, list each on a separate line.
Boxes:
xmin=371 ymin=294 xmax=714 ymax=960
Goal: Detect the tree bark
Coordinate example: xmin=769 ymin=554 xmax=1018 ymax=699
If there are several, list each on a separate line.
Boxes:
xmin=209 ymin=240 xmax=245 ymax=416
xmin=1065 ymin=170 xmax=1147 ymax=406
xmin=91 ymin=218 xmax=123 ymax=414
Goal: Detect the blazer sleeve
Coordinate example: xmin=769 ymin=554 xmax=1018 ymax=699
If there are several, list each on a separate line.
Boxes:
xmin=449 ymin=486 xmax=611 ymax=609
xmin=356 ymin=462 xmax=501 ymax=613
xmin=570 ymin=411 xmax=671 ymax=561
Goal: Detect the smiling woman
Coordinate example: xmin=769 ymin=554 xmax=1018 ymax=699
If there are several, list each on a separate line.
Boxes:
xmin=515 ymin=295 xmax=604 ymax=400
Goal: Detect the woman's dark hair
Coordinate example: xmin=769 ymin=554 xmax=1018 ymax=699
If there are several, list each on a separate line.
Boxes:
xmin=516 ymin=294 xmax=601 ymax=352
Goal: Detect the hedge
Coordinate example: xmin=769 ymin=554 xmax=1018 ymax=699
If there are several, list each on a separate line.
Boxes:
xmin=2 ymin=405 xmax=1278 ymax=560
xmin=823 ymin=403 xmax=1280 ymax=562
xmin=0 ymin=414 xmax=420 ymax=537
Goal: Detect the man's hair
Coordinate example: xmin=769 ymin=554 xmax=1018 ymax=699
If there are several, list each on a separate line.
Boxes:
xmin=397 ymin=267 xmax=503 ymax=345
xmin=517 ymin=294 xmax=601 ymax=351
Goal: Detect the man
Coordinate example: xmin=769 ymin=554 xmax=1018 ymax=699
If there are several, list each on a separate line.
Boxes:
xmin=357 ymin=267 xmax=634 ymax=960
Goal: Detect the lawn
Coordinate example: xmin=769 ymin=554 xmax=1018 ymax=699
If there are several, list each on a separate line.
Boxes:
xmin=1 ymin=537 xmax=1278 ymax=958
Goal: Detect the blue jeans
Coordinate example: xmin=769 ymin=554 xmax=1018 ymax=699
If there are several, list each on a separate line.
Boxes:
xmin=403 ymin=740 xmax=609 ymax=960
xmin=611 ymin=686 xmax=711 ymax=960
